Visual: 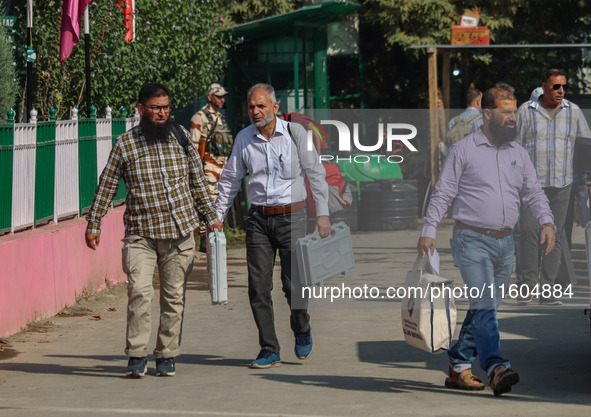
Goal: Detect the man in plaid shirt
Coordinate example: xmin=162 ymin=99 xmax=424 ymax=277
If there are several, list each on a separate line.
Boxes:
xmin=517 ymin=68 xmax=591 ymax=305
xmin=85 ymin=82 xmax=222 ymax=378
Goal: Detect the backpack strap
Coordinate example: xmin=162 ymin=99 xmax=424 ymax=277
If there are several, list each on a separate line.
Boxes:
xmin=287 ymin=122 xmax=296 ymax=146
xmin=286 ymin=121 xmax=306 ymax=166
xmin=452 ymin=112 xmax=480 ymax=127
xmin=170 ymin=121 xmax=191 ymax=155
xmin=464 ymin=112 xmax=482 ymax=124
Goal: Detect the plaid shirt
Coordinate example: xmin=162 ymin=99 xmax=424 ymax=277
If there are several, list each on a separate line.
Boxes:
xmin=517 ymin=98 xmax=591 ymax=188
xmin=86 ymin=124 xmax=217 ymax=239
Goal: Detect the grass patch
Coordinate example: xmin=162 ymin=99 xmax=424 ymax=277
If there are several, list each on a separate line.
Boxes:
xmin=195 ymin=224 xmax=246 ymax=250
xmin=224 ymin=225 xmax=246 ymax=249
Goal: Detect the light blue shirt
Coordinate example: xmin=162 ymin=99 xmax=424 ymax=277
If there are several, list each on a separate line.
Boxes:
xmin=215 ymin=118 xmax=329 ymax=220
xmin=421 ymin=129 xmax=553 ymax=239
xmin=447 ymin=106 xmax=483 ymax=131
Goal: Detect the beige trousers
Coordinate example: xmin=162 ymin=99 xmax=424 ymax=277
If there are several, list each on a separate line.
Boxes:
xmin=121 ymin=234 xmax=195 ymax=358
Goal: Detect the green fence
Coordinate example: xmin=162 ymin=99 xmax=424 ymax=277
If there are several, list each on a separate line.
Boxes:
xmin=111 ymin=109 xmax=128 ymax=204
xmin=34 ymin=120 xmax=56 ymax=226
xmin=78 ymin=117 xmax=98 ymax=216
xmin=0 ymin=107 xmax=141 ymax=235
xmin=0 ymin=113 xmax=14 ymax=234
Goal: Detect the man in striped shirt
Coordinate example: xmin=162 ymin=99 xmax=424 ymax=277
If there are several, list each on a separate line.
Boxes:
xmin=85 ymin=82 xmax=222 ymax=378
xmin=517 ymin=68 xmax=591 ymax=305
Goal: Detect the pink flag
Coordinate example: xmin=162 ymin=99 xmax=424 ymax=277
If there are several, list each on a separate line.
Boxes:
xmin=59 ymin=0 xmax=92 ymax=64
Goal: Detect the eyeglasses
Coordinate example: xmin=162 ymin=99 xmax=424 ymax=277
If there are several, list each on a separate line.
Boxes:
xmin=551 ymin=83 xmax=568 ymax=91
xmin=144 ymin=105 xmax=170 ymax=113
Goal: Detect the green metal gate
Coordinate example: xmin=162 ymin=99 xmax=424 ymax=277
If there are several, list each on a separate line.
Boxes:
xmin=111 ymin=107 xmax=128 ymax=204
xmin=78 ymin=117 xmax=98 ymax=215
xmin=0 ymin=112 xmax=14 ymax=233
xmin=34 ymin=120 xmax=56 ymax=226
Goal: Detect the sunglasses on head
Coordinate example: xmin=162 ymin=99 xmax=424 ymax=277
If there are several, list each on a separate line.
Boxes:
xmin=552 ymin=83 xmax=568 ymax=91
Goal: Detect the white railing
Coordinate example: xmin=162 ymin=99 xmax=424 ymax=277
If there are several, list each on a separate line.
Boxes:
xmin=11 ymin=122 xmax=37 ymax=233
xmin=96 ymin=117 xmax=113 ymax=178
xmin=126 ymin=108 xmax=140 ymax=131
xmin=54 ymin=120 xmax=79 ymax=223
xmin=4 ymin=106 xmax=141 ymax=234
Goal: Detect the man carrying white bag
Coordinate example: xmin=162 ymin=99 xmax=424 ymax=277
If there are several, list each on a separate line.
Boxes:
xmin=417 ymin=84 xmax=555 ymax=396
xmin=401 ymin=251 xmax=456 ymax=354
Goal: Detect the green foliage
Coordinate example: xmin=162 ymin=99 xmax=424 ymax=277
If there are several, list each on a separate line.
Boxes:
xmin=363 ymin=0 xmax=518 ymax=54
xmin=221 ymin=0 xmax=296 ymax=25
xmin=0 ymin=23 xmax=16 ymax=122
xmin=13 ymin=0 xmax=235 ymax=120
xmin=361 ymin=0 xmax=591 ymax=108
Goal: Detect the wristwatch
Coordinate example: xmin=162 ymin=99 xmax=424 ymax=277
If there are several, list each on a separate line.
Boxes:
xmin=543 ymin=223 xmax=557 ymax=232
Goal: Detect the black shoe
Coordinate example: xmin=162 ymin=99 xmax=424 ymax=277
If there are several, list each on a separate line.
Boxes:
xmin=294 ymin=328 xmax=313 ymax=360
xmin=540 ymin=297 xmax=563 ymax=306
xmin=126 ymin=357 xmax=147 ymax=378
xmin=156 ymin=357 xmax=176 ymax=376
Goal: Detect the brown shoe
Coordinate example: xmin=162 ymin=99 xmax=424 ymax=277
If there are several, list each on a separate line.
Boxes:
xmin=488 ymin=365 xmax=520 ymax=396
xmin=444 ymin=368 xmax=485 ymax=391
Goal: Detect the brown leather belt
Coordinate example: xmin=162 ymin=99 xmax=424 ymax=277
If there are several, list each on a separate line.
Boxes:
xmin=456 ymin=220 xmax=514 ymax=239
xmin=252 ymin=201 xmax=306 ymax=216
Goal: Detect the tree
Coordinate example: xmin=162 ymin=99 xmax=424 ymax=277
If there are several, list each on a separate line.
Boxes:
xmin=12 ymin=0 xmax=235 ymax=120
xmin=0 ymin=21 xmax=16 ymax=122
xmin=361 ymin=0 xmax=591 ymax=108
xmin=221 ymin=0 xmax=296 ymax=25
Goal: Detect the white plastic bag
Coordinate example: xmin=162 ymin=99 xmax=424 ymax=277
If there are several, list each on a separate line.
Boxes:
xmin=401 ymin=252 xmax=457 ymax=353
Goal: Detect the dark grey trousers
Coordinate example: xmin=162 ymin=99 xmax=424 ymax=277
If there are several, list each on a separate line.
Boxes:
xmin=246 ymin=208 xmax=309 ymax=353
xmin=520 ymin=184 xmax=571 ymax=288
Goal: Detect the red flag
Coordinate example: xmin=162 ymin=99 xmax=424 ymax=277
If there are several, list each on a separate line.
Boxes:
xmin=59 ymin=0 xmax=92 ymax=63
xmin=117 ymin=0 xmax=135 ymax=43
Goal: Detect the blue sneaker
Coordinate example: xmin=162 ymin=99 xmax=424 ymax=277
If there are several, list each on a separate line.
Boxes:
xmin=250 ymin=349 xmax=281 ymax=369
xmin=126 ymin=357 xmax=147 ymax=378
xmin=156 ymin=357 xmax=176 ymax=376
xmin=294 ymin=328 xmax=313 ymax=359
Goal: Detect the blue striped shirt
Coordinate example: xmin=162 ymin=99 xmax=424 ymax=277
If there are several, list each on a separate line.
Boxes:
xmin=516 ymin=98 xmax=591 ymax=188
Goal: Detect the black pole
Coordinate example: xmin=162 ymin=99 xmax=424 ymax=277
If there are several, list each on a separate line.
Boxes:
xmin=84 ymin=33 xmax=91 ymax=117
xmin=26 ymin=32 xmax=32 ymax=122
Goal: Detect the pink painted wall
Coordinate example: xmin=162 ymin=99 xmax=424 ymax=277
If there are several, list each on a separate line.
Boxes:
xmin=0 ymin=207 xmax=127 ymax=337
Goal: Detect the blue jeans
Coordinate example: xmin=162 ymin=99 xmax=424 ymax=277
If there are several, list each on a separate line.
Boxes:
xmin=448 ymin=226 xmax=514 ymax=376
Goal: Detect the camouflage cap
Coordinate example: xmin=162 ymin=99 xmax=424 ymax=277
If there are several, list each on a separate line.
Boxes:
xmin=208 ymin=83 xmax=229 ymax=96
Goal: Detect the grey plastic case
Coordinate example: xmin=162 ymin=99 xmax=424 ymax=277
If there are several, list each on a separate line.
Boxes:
xmin=295 ymin=222 xmax=355 ymax=286
xmin=206 ymin=229 xmax=228 ymax=305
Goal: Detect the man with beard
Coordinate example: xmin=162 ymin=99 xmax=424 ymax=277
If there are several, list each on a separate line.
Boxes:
xmin=418 ymin=83 xmax=555 ymax=396
xmin=517 ymin=69 xmax=591 ymax=305
xmin=190 ymin=83 xmax=234 ymax=252
xmin=215 ymin=83 xmax=330 ymax=368
xmin=85 ymin=82 xmax=223 ymax=378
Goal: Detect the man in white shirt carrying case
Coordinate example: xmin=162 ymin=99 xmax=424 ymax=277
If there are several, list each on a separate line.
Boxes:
xmin=215 ymin=83 xmax=330 ymax=368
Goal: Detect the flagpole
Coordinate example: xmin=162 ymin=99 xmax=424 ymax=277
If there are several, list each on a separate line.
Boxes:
xmin=131 ymin=0 xmax=135 ymax=42
xmin=26 ymin=0 xmax=33 ymax=122
xmin=84 ymin=5 xmax=91 ymax=117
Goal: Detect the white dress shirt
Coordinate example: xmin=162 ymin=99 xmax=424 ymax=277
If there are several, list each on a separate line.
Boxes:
xmin=215 ymin=118 xmax=329 ymax=220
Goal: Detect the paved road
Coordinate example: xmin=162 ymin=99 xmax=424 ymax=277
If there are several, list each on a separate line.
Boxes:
xmin=1 ymin=224 xmax=590 ymax=416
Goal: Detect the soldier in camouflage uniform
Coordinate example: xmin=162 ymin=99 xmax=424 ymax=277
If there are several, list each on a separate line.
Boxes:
xmin=190 ymin=83 xmax=234 ymax=251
